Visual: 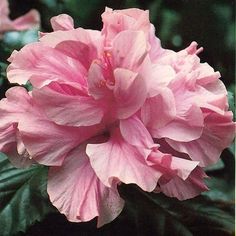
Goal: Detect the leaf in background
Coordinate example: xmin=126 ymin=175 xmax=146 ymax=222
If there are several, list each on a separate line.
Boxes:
xmin=118 ymin=185 xmax=234 ymax=236
xmin=0 ymin=153 xmax=56 ymax=236
xmin=203 ymin=177 xmax=234 ymax=202
xmin=203 ymin=148 xmax=235 ymax=202
xmin=23 ymin=183 xmax=235 ymax=236
xmin=0 ymin=62 xmax=7 ymax=86
xmin=64 ymin=0 xmax=104 ymax=28
xmin=227 ymin=89 xmax=235 ymax=119
xmin=158 ymin=9 xmax=181 ymax=47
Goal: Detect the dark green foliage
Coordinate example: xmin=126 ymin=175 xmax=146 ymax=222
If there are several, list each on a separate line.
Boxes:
xmin=20 ymin=184 xmax=234 ymax=236
xmin=0 ymin=153 xmax=56 ymax=236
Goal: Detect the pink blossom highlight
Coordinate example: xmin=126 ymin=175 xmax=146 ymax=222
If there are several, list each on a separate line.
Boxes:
xmin=0 ymin=0 xmax=40 ymax=37
xmin=0 ymin=7 xmax=235 ymax=227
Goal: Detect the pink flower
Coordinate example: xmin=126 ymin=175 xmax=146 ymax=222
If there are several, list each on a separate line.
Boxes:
xmin=0 ymin=8 xmax=235 ymax=226
xmin=0 ymin=0 xmax=40 ymax=37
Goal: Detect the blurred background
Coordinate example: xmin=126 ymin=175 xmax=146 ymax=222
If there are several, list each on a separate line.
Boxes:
xmin=0 ymin=0 xmax=235 ymax=235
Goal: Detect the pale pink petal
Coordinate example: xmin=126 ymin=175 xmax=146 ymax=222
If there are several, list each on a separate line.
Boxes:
xmin=18 ymin=117 xmax=101 ymax=166
xmin=33 ymin=82 xmax=105 ymax=127
xmin=50 ymin=14 xmax=74 ymax=31
xmin=0 ymin=87 xmax=33 ymax=127
xmin=139 ymin=57 xmax=176 ymax=97
xmin=102 ymin=7 xmax=150 ymax=42
xmin=0 ymin=87 xmax=34 ymax=156
xmin=86 ymin=128 xmax=161 ymax=192
xmin=148 ymin=24 xmax=164 ymax=62
xmin=113 ymin=68 xmax=147 ymax=119
xmin=0 ymin=125 xmax=16 ymax=152
xmin=141 ymin=88 xmax=176 ymax=130
xmin=87 ymin=62 xmax=113 ymax=99
xmin=48 ymin=144 xmax=124 ymax=227
xmin=194 ymin=63 xmax=221 ymax=85
xmin=148 ymin=150 xmax=199 ymax=181
xmin=40 ymin=28 xmax=102 ymax=59
xmin=55 ymin=40 xmax=99 ymax=70
xmin=11 ymin=9 xmax=40 ymax=31
xmin=7 ymin=43 xmax=86 ymax=87
xmin=112 ymin=30 xmax=147 ymax=70
xmin=120 ymin=115 xmax=154 ymax=148
xmin=0 ymin=0 xmax=40 ymax=35
xmin=7 ymin=147 xmax=34 ymax=168
xmin=39 ymin=29 xmax=79 ymax=45
xmin=0 ymin=0 xmax=9 ymax=17
xmin=154 ymin=105 xmax=203 ymax=142
xmin=167 ymin=111 xmax=236 ymax=166
xmin=159 ymin=167 xmax=208 ymax=200
xmin=0 ymin=87 xmax=102 ymax=166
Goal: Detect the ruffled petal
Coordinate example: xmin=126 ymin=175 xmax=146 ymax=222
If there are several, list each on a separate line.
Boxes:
xmin=50 ymin=14 xmax=74 ymax=31
xmin=141 ymin=88 xmax=176 ymax=130
xmin=167 ymin=111 xmax=236 ymax=166
xmin=48 ymin=144 xmax=124 ymax=227
xmin=154 ymin=105 xmax=203 ymax=142
xmin=7 ymin=43 xmax=86 ymax=87
xmin=102 ymin=7 xmax=150 ymax=43
xmin=86 ymin=128 xmax=161 ymax=192
xmin=0 ymin=87 xmax=33 ymax=127
xmin=10 ymin=9 xmax=40 ymax=31
xmin=18 ymin=116 xmax=100 ymax=166
xmin=148 ymin=150 xmax=199 ymax=181
xmin=120 ymin=115 xmax=154 ymax=148
xmin=112 ymin=30 xmax=147 ymax=71
xmin=87 ymin=62 xmax=113 ymax=100
xmin=33 ymin=82 xmax=105 ymax=127
xmin=159 ymin=167 xmax=208 ymax=200
xmin=40 ymin=28 xmax=102 ymax=67
xmin=114 ymin=68 xmax=147 ymax=119
xmin=0 ymin=125 xmax=16 ymax=152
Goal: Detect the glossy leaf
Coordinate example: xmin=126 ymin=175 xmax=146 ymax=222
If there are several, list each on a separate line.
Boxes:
xmin=0 ymin=153 xmax=55 ymax=236
xmin=23 ymin=184 xmax=235 ymax=236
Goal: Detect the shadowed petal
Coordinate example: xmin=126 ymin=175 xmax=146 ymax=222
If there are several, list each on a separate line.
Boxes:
xmin=114 ymin=68 xmax=147 ymax=119
xmin=86 ymin=128 xmax=161 ymax=192
xmin=48 ymin=144 xmax=124 ymax=227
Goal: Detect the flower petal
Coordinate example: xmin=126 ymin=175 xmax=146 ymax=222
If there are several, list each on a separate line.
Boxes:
xmin=112 ymin=30 xmax=147 ymax=70
xmin=19 ymin=117 xmax=101 ymax=166
xmin=148 ymin=150 xmax=199 ymax=181
xmin=7 ymin=43 xmax=86 ymax=87
xmin=0 ymin=0 xmax=9 ymax=17
xmin=167 ymin=111 xmax=236 ymax=166
xmin=50 ymin=14 xmax=74 ymax=31
xmin=33 ymin=82 xmax=105 ymax=127
xmin=114 ymin=68 xmax=147 ymax=119
xmin=159 ymin=167 xmax=208 ymax=200
xmin=120 ymin=115 xmax=154 ymax=148
xmin=141 ymin=88 xmax=176 ymax=130
xmin=87 ymin=62 xmax=112 ymax=99
xmin=154 ymin=105 xmax=203 ymax=142
xmin=102 ymin=7 xmax=150 ymax=43
xmin=48 ymin=144 xmax=124 ymax=227
xmin=86 ymin=128 xmax=161 ymax=192
xmin=11 ymin=9 xmax=40 ymax=31
xmin=0 ymin=125 xmax=16 ymax=152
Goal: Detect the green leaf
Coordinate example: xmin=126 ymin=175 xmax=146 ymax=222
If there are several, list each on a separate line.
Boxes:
xmin=227 ymin=89 xmax=235 ymax=119
xmin=0 ymin=153 xmax=55 ymax=236
xmin=23 ymin=184 xmax=235 ymax=235
xmin=204 ymin=158 xmax=224 ymax=172
xmin=117 ymin=185 xmax=234 ymax=236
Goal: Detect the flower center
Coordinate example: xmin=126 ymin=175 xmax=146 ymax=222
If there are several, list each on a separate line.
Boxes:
xmin=95 ymin=51 xmax=115 ymax=88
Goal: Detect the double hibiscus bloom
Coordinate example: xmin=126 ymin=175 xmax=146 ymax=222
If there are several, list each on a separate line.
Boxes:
xmin=0 ymin=8 xmax=235 ymax=227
